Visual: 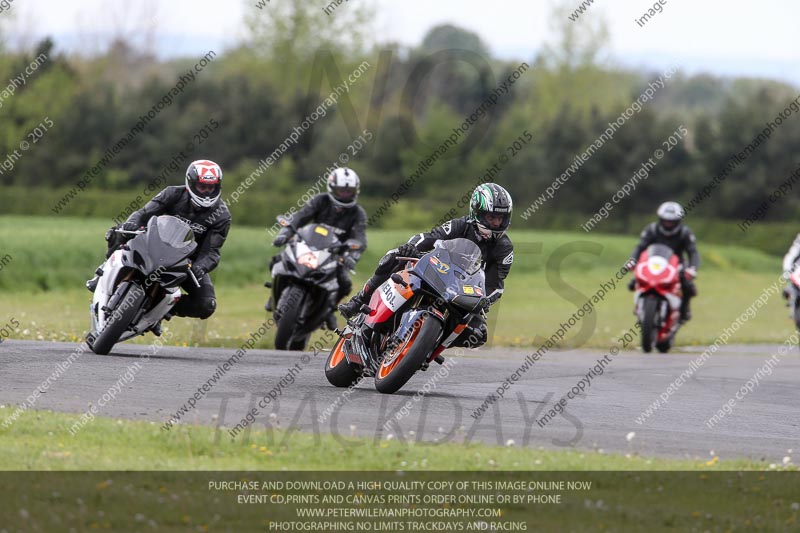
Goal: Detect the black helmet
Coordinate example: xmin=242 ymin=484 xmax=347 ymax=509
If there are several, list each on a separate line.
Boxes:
xmin=468 ymin=183 xmax=513 ymax=240
xmin=185 ymin=159 xmax=222 ymax=208
xmin=656 ymin=201 xmax=684 ymax=236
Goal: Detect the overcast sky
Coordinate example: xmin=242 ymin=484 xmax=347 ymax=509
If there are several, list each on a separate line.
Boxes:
xmin=5 ymin=0 xmax=800 ymax=85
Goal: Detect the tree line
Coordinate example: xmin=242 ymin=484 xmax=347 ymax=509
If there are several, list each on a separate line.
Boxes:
xmin=0 ymin=1 xmax=798 ymax=236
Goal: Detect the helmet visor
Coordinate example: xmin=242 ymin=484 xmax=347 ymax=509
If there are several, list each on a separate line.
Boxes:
xmin=660 ymin=218 xmax=679 ymax=230
xmin=477 ymin=210 xmax=511 ymax=232
xmin=331 ymin=185 xmax=357 ymax=203
xmin=192 ymin=181 xmax=221 ymax=199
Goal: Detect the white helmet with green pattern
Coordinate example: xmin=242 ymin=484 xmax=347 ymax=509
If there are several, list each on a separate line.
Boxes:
xmin=468 ymin=183 xmax=513 ymax=240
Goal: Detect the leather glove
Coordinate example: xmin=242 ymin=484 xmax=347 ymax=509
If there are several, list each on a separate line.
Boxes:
xmin=684 ymin=267 xmax=697 ymax=281
xmin=623 ymin=258 xmax=637 ymax=272
xmin=396 ymin=243 xmax=418 ymax=258
xmin=190 ymin=264 xmax=206 ymax=281
xmin=121 ymin=221 xmax=141 ymax=232
xmin=341 ymin=255 xmax=357 ymax=271
xmin=272 ymin=234 xmax=288 ymax=247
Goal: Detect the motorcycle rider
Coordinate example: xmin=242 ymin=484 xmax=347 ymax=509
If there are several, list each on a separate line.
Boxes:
xmin=339 ymin=183 xmax=514 ymax=348
xmin=86 ymin=160 xmax=231 ymax=332
xmin=625 ymin=201 xmax=699 ymax=322
xmin=268 ymin=167 xmax=367 ymax=330
xmin=781 ymin=234 xmax=800 ymax=301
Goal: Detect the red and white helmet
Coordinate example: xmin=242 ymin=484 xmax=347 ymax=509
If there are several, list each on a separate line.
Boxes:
xmin=185 ymin=159 xmax=223 ymax=208
xmin=326 ymin=167 xmax=360 ymax=208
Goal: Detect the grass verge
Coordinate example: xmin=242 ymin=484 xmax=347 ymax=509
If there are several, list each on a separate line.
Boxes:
xmin=0 ymin=406 xmax=786 ymax=471
xmin=1 ymin=215 xmax=796 ymax=349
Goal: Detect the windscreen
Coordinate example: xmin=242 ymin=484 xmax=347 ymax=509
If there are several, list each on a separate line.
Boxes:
xmin=296 ymin=224 xmax=340 ymax=249
xmin=155 ymin=216 xmax=195 ymax=248
xmin=437 ymin=239 xmax=483 ymax=275
xmin=646 ymin=243 xmax=674 ymax=259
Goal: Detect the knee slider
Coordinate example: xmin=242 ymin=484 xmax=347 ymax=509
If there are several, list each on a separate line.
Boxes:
xmin=198 ymin=297 xmax=216 ymax=319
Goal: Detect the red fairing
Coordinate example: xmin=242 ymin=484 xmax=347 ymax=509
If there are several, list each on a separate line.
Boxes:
xmin=364 ymin=289 xmax=395 ymax=326
xmin=634 ymin=249 xmax=680 ymax=297
xmin=634 ymin=249 xmax=683 ymax=342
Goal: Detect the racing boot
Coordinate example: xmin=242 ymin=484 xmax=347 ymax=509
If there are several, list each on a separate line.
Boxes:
xmin=324 ymin=312 xmax=337 ymax=330
xmin=338 ymin=285 xmax=372 ymax=319
xmin=679 ymin=298 xmax=692 ymax=323
xmin=150 ymin=320 xmax=163 ymax=337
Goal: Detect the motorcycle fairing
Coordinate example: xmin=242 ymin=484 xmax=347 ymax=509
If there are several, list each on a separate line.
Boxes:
xmin=90 ymin=216 xmax=194 ymax=340
xmin=127 ymin=216 xmax=196 ymax=277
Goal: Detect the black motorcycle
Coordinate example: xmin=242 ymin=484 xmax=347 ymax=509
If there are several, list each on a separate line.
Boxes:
xmin=267 ymin=216 xmax=362 ymax=350
xmin=325 ymin=238 xmax=487 ymax=394
xmin=87 ymin=215 xmax=199 ymax=355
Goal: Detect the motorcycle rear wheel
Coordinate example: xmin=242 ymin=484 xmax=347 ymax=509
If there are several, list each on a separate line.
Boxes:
xmin=325 ymin=337 xmax=361 ymax=387
xmin=374 ymin=316 xmax=442 ymax=394
xmin=89 ymin=282 xmax=145 ymax=355
xmin=641 ymin=296 xmax=659 ymax=353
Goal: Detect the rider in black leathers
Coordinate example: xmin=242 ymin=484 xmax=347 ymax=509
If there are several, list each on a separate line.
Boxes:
xmin=339 ymin=183 xmax=514 ymax=348
xmin=87 ymin=160 xmax=231 ymax=328
xmin=268 ymin=167 xmax=367 ymax=329
xmin=626 ymin=201 xmax=699 ymax=322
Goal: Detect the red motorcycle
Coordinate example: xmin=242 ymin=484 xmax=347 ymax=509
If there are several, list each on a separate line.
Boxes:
xmin=632 ymin=244 xmax=683 ymax=353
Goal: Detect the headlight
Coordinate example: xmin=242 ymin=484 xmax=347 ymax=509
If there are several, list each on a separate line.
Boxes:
xmin=297 ymin=252 xmax=319 ymax=269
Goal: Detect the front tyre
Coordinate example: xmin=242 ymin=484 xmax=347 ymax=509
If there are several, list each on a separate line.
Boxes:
xmin=325 ymin=337 xmax=361 ymax=387
xmin=89 ymin=282 xmax=145 ymax=355
xmin=374 ymin=316 xmax=443 ymax=394
xmin=274 ymin=285 xmax=307 ymax=350
xmin=793 ymin=299 xmax=800 ymax=333
xmin=640 ymin=295 xmax=659 ymax=353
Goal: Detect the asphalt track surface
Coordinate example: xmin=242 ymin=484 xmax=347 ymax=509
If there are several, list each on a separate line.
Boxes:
xmin=1 ymin=339 xmax=798 ymax=461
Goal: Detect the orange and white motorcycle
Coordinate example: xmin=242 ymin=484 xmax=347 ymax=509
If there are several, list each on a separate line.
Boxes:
xmin=325 ymin=238 xmax=488 ymax=394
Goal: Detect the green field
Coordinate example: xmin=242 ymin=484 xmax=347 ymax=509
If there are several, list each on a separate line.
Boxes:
xmin=0 ymin=215 xmax=795 ymax=349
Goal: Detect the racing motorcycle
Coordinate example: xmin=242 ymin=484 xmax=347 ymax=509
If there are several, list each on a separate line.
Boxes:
xmin=86 ymin=215 xmax=199 ymax=355
xmin=267 ymin=216 xmax=363 ymax=350
xmin=325 ymin=238 xmax=487 ymax=394
xmin=632 ymin=244 xmax=683 ymax=353
xmin=784 ymin=266 xmax=800 ymax=332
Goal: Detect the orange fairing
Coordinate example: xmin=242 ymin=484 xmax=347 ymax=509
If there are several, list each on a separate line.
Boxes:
xmin=395 ymin=270 xmax=414 ymax=299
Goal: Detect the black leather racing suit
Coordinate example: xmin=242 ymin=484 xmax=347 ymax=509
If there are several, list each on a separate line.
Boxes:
xmin=273 ymin=193 xmax=368 ymax=301
xmin=112 ymin=185 xmax=232 ymax=319
xmin=361 ymin=216 xmax=514 ymax=348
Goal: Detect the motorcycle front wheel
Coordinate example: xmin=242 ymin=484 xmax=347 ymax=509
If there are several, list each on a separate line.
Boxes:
xmin=793 ymin=300 xmax=800 ymax=334
xmin=640 ymin=295 xmax=659 ymax=353
xmin=374 ymin=316 xmax=443 ymax=394
xmin=274 ymin=284 xmax=307 ymax=350
xmin=89 ymin=282 xmax=146 ymax=355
